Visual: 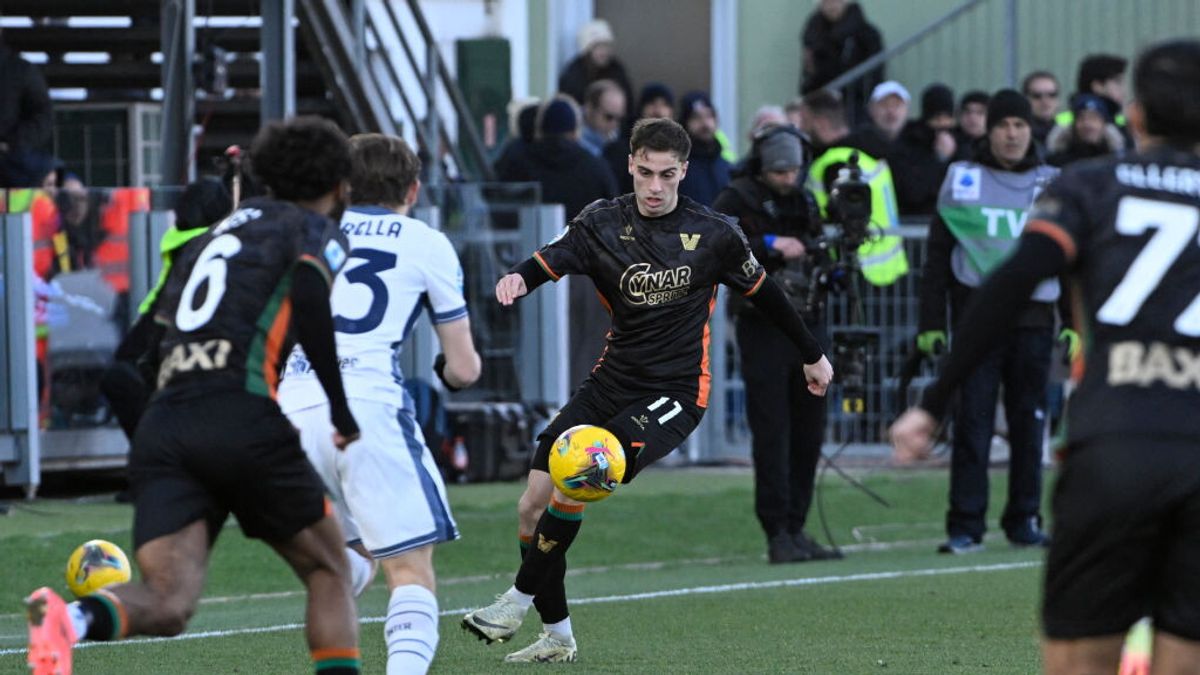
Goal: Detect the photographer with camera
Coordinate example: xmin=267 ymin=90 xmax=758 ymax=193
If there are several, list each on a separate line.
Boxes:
xmin=800 ymin=90 xmax=909 ymax=287
xmin=918 ymin=90 xmax=1068 ymax=554
xmin=713 ymin=126 xmax=841 ymax=564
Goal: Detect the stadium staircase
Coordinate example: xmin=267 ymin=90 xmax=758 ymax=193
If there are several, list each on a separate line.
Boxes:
xmin=3 ymin=0 xmax=489 ymax=183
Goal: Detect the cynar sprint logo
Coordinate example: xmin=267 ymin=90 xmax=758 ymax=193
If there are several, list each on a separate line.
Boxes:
xmin=620 ymin=263 xmax=692 ymax=305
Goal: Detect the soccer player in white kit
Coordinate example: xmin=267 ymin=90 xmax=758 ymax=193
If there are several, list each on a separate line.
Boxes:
xmin=279 ymin=133 xmax=481 ymax=674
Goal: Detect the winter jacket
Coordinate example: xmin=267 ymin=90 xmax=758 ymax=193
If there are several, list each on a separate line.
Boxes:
xmin=1045 ymin=123 xmax=1125 ymax=168
xmin=496 ymin=136 xmax=618 ymax=219
xmin=678 ymin=138 xmax=731 ymax=207
xmin=890 ymin=120 xmax=953 ymax=216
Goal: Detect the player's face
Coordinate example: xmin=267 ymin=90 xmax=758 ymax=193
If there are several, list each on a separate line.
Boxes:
xmin=987 ymin=117 xmax=1032 ymax=167
xmin=629 ymin=149 xmax=687 ymax=217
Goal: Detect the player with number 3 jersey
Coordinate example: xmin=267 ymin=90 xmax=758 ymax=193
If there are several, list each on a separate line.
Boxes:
xmin=279 ymin=133 xmax=481 ymax=675
xmin=892 ymin=40 xmax=1200 ymax=674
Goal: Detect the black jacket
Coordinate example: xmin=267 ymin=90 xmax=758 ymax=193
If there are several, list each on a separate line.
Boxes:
xmin=602 ymin=135 xmax=633 ymax=195
xmin=0 ymin=45 xmax=51 ymax=150
xmin=800 ymin=3 xmax=883 ymax=117
xmin=678 ymin=138 xmax=731 ymax=208
xmin=496 ymin=136 xmax=618 ymax=219
xmin=1045 ymin=123 xmax=1125 ymax=168
xmin=891 ymin=120 xmax=952 ymax=216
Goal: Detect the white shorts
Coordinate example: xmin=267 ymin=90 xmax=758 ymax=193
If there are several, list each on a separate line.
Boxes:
xmin=287 ymin=398 xmax=459 ymax=558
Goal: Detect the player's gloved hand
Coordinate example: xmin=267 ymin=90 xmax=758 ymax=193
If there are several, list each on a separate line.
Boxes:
xmin=917 ymin=330 xmax=947 ymax=356
xmin=434 ymin=353 xmax=463 ymax=392
xmin=1058 ymin=328 xmax=1081 ymax=362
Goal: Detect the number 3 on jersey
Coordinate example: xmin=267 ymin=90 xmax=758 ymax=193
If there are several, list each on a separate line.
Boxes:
xmin=334 ymin=248 xmax=398 ymax=334
xmin=1096 ymin=196 xmax=1200 ymax=336
xmin=176 ymin=234 xmax=242 ymax=331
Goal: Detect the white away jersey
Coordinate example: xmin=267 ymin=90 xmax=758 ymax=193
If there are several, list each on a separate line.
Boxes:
xmin=278 ymin=205 xmax=468 ymax=412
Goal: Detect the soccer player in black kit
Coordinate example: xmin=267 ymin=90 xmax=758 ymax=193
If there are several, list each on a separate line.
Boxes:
xmin=26 ymin=117 xmax=365 ymax=675
xmin=892 ymin=40 xmax=1200 ymax=673
xmin=462 ymin=118 xmax=834 ymax=662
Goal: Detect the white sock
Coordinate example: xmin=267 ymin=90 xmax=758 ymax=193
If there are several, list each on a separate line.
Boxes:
xmin=544 ymin=616 xmax=573 ymax=639
xmin=347 ymin=548 xmax=375 ymax=597
xmin=503 ymin=585 xmax=535 ymax=610
xmin=385 ymin=584 xmax=439 ymax=675
xmin=67 ymin=602 xmax=88 ymax=640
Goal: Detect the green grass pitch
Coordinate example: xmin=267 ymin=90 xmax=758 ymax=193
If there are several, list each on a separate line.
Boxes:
xmin=0 ymin=468 xmax=1049 ymax=673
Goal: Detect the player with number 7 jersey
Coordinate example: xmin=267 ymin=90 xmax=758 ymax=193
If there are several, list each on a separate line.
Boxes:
xmin=891 ymin=39 xmax=1200 ymax=673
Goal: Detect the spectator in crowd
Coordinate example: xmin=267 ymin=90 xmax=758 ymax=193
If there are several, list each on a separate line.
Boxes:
xmin=801 ymin=90 xmax=908 ymax=286
xmin=603 ymin=82 xmax=675 ymax=194
xmin=1021 ymin=70 xmax=1061 ymax=145
xmin=1060 ymin=53 xmax=1132 ymax=148
xmin=785 ymin=97 xmax=806 ymax=130
xmin=953 ymin=90 xmax=990 ymax=159
xmin=502 ymin=96 xmax=618 ymax=388
xmin=1045 ymin=94 xmax=1125 ymax=167
xmin=0 ymin=28 xmax=53 ymax=187
xmin=557 ymin=19 xmax=634 ymax=117
xmin=918 ymin=89 xmax=1062 ymax=555
xmin=579 ymin=79 xmax=626 ymax=157
xmin=747 ymin=105 xmax=788 ymax=142
xmin=492 ymin=98 xmax=540 ymax=180
xmin=855 ymin=80 xmax=909 ymax=158
xmin=891 ymin=84 xmax=957 ymax=216
xmin=713 ymin=127 xmax=840 ymax=564
xmin=800 ymin=0 xmax=883 ymax=122
xmin=676 ymin=91 xmax=731 ymax=207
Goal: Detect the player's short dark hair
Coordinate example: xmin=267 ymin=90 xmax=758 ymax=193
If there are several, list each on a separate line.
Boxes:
xmin=348 ymin=133 xmax=421 ymax=206
xmin=801 ymin=90 xmax=844 ymax=123
xmin=1133 ymin=39 xmax=1200 ymax=144
xmin=1021 ymin=70 xmax=1057 ymax=95
xmin=629 ymin=118 xmax=691 ymax=161
xmin=1076 ymin=54 xmax=1127 ymax=94
xmin=248 ymin=116 xmax=351 ymax=201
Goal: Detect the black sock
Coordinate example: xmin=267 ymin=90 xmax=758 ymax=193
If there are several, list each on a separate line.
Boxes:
xmin=77 ymin=595 xmax=118 ymax=641
xmin=514 ymin=499 xmax=584 ymax=596
xmin=520 ymin=534 xmax=569 ymax=622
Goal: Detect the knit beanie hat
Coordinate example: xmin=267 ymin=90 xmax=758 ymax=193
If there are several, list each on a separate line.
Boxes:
xmin=538 ymin=98 xmax=578 ymax=136
xmin=678 ymin=91 xmax=715 ymax=125
xmin=920 ymin=84 xmax=955 ymax=121
xmin=960 ymin=90 xmax=990 ymax=110
xmin=1071 ymin=93 xmax=1114 ymax=123
xmin=638 ymin=82 xmax=675 ymax=110
xmin=758 ymin=130 xmax=805 ymax=171
xmin=986 ymin=89 xmax=1033 ymax=130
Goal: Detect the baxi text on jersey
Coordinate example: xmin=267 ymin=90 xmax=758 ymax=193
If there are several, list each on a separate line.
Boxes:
xmin=1108 ymin=340 xmax=1200 ymax=391
xmin=157 ymin=339 xmax=233 ymax=388
xmin=619 ymin=263 xmax=692 ymax=305
xmin=341 ymin=217 xmax=403 ymax=238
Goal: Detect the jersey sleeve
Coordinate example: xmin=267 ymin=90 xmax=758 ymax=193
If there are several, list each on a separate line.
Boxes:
xmin=297 ymin=213 xmax=350 ymax=287
xmin=422 ymin=230 xmax=469 ymax=324
xmin=1025 ymin=171 xmax=1086 ymax=265
xmin=529 ymin=214 xmax=594 ymax=281
xmin=718 ymin=220 xmax=768 ymax=296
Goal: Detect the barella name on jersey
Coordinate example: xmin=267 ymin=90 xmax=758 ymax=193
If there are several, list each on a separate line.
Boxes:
xmin=1108 ymin=340 xmax=1200 ymax=391
xmin=620 ymin=263 xmax=692 ymax=306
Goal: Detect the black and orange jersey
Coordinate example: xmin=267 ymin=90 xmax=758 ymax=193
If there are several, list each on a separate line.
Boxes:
xmin=525 ymin=193 xmax=766 ymax=407
xmin=153 ymin=197 xmax=349 ymax=399
xmin=1026 ymin=146 xmax=1200 ymax=442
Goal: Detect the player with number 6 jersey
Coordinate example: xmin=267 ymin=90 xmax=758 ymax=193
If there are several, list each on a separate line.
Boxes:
xmin=25 ymin=117 xmax=365 ymax=675
xmin=279 ymin=133 xmax=481 ymax=675
xmin=891 ymin=40 xmax=1200 ymax=674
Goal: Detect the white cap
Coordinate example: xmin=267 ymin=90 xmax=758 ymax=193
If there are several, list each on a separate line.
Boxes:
xmin=870 ymin=80 xmax=911 ymax=104
xmin=578 ymin=19 xmax=615 ymax=54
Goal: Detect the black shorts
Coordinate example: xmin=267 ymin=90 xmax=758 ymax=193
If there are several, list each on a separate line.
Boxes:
xmin=129 ymin=390 xmax=328 ymax=550
xmin=1043 ymin=436 xmax=1200 ymax=641
xmin=531 ymin=379 xmax=704 ymax=483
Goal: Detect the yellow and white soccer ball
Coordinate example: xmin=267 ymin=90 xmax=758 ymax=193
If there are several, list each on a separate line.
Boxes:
xmin=65 ymin=539 xmax=132 ymax=598
xmin=548 ymin=425 xmax=626 ymax=502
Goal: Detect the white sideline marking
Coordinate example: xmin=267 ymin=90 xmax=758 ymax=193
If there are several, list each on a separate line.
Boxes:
xmin=0 ymin=538 xmax=947 ymax=621
xmin=0 ymin=560 xmax=1039 ymax=656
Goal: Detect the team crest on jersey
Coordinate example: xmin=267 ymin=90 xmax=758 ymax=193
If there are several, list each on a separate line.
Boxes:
xmin=680 ymin=233 xmax=701 ymax=251
xmin=952 ymin=167 xmax=982 ymax=201
xmin=324 ymin=239 xmax=347 ymax=272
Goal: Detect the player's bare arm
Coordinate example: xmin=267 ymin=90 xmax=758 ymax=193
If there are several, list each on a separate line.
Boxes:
xmin=433 ymin=318 xmax=482 ymax=389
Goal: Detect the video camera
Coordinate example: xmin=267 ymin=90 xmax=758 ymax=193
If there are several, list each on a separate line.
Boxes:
xmin=827 ymin=151 xmax=872 ymax=251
